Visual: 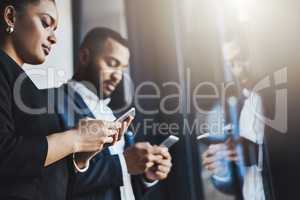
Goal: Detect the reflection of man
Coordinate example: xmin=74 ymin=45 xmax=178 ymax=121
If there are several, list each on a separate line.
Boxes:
xmin=55 ymin=27 xmax=172 ymax=200
xmin=202 ymin=42 xmax=266 ymax=200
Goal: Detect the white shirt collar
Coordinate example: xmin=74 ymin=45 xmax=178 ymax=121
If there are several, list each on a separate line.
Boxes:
xmin=67 ymin=80 xmax=111 ymax=105
xmin=242 ymin=88 xmax=251 ymax=99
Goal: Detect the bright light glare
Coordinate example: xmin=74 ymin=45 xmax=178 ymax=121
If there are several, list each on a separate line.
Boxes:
xmin=231 ymin=0 xmax=258 ymax=23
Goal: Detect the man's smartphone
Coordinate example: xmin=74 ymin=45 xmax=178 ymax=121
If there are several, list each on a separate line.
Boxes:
xmin=197 ymin=133 xmax=210 ymax=140
xmin=197 ymin=124 xmax=233 ymax=144
xmin=115 ymin=108 xmax=136 ymax=123
xmin=160 ymin=135 xmax=179 ymax=148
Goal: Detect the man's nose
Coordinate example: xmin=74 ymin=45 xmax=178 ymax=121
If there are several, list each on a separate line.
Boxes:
xmin=111 ymin=70 xmax=122 ymax=82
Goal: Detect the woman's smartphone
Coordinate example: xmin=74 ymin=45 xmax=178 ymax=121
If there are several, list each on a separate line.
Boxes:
xmin=115 ymin=108 xmax=136 ymax=122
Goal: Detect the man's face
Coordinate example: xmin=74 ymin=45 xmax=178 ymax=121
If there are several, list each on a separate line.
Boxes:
xmin=92 ymin=38 xmax=130 ymax=97
xmin=231 ymin=61 xmax=244 ymax=80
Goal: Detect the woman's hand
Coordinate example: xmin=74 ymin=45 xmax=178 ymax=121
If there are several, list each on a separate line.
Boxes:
xmin=71 ymin=120 xmax=121 ymax=171
xmin=113 ymin=116 xmax=134 ymax=144
xmin=45 ymin=120 xmax=120 ymax=167
xmin=72 ymin=119 xmax=120 ymax=153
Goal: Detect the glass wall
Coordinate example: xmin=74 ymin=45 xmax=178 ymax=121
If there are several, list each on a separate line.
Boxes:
xmin=72 ymin=0 xmax=300 ymax=199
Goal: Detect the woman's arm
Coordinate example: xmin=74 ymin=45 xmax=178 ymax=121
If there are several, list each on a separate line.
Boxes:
xmin=45 ymin=127 xmax=117 ymax=167
xmin=45 ymin=130 xmax=74 ymax=167
xmin=0 ymin=71 xmax=48 ymax=177
xmin=0 ymin=71 xmax=116 ymax=175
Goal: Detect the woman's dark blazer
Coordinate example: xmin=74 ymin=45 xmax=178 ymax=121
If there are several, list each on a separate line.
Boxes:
xmin=0 ymin=50 xmax=70 ymax=200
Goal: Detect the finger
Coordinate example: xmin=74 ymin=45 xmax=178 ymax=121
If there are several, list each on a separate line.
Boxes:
xmin=136 ymin=143 xmax=153 ymax=155
xmin=154 ymin=171 xmax=167 ymax=180
xmin=202 ymin=149 xmax=217 ymax=161
xmin=150 ymin=146 xmax=169 ymax=157
xmin=205 ymin=145 xmax=222 ymax=157
xmin=105 ymin=121 xmax=121 ymax=130
xmin=201 ymin=150 xmax=209 ymax=160
xmin=124 ymin=116 xmax=134 ymax=126
xmin=104 ymin=136 xmax=114 ymax=144
xmin=151 ymin=146 xmax=170 ymax=161
xmin=159 ymin=148 xmax=171 ymax=160
xmin=202 ymin=154 xmax=219 ymax=166
xmin=112 ymin=134 xmax=118 ymax=145
xmin=154 ymin=155 xmax=172 ymax=166
xmin=227 ymin=149 xmax=237 ymax=157
xmin=136 ymin=142 xmax=152 ymax=150
xmin=118 ymin=122 xmax=127 ymax=140
xmin=228 ymin=155 xmax=238 ymax=161
xmin=122 ymin=121 xmax=127 ymax=130
xmin=206 ymin=163 xmax=217 ymax=171
xmin=152 ymin=154 xmax=163 ymax=161
xmin=145 ymin=154 xmax=163 ymax=163
xmin=226 ymin=141 xmax=237 ymax=150
xmin=105 ymin=129 xmax=118 ymax=137
xmin=227 ymin=150 xmax=238 ymax=161
xmin=117 ymin=131 xmax=123 ymax=141
xmin=156 ymin=165 xmax=171 ymax=174
xmin=155 ymin=159 xmax=172 ymax=169
xmin=225 ymin=138 xmax=233 ymax=145
xmin=145 ymin=161 xmax=155 ymax=170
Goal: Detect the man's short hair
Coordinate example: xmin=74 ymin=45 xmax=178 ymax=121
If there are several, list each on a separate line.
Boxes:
xmin=80 ymin=27 xmax=129 ymax=55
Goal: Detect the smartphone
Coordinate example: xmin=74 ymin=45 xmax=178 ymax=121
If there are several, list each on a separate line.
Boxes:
xmin=197 ymin=124 xmax=233 ymax=143
xmin=196 ymin=133 xmax=210 ymax=140
xmin=115 ymin=108 xmax=136 ymax=122
xmin=160 ymin=135 xmax=179 ymax=148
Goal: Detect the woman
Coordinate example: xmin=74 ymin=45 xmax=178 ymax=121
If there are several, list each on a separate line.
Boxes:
xmin=0 ymin=0 xmax=117 ymax=199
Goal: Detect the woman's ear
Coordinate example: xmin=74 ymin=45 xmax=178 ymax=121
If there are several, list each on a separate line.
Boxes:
xmin=79 ymin=48 xmax=91 ymax=66
xmin=3 ymin=5 xmax=16 ymax=28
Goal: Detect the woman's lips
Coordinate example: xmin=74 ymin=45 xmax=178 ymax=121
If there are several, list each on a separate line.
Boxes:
xmin=42 ymin=45 xmax=51 ymax=56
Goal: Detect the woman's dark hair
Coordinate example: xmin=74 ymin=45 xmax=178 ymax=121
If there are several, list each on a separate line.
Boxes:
xmin=0 ymin=0 xmax=55 ymax=26
xmin=0 ymin=0 xmax=55 ymax=12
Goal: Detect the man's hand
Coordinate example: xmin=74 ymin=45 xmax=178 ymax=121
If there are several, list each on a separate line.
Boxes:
xmin=202 ymin=139 xmax=237 ymax=172
xmin=124 ymin=142 xmax=164 ymax=175
xmin=144 ymin=146 xmax=172 ymax=181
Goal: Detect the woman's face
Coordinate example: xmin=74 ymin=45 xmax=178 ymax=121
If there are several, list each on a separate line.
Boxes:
xmin=12 ymin=0 xmax=58 ymax=65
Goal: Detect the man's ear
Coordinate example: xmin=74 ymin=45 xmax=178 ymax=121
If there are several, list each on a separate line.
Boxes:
xmin=3 ymin=5 xmax=17 ymax=28
xmin=79 ymin=48 xmax=91 ymax=66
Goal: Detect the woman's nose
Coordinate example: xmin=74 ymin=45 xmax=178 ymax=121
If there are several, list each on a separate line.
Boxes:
xmin=48 ymin=31 xmax=57 ymax=45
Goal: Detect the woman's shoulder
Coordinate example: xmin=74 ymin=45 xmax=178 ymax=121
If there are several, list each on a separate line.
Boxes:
xmin=0 ymin=50 xmax=26 ymax=85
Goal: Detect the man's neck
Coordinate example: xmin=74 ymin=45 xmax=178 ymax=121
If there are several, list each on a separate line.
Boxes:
xmin=72 ymin=75 xmax=107 ymax=100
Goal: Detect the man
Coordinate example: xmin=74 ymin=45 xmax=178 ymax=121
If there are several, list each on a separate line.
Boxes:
xmin=202 ymin=41 xmax=269 ymax=200
xmin=54 ymin=27 xmax=172 ymax=200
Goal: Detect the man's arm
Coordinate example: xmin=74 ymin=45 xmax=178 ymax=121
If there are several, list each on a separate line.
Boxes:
xmin=211 ymin=169 xmax=236 ymax=194
xmin=202 ymin=140 xmax=239 ymax=195
xmin=71 ymin=152 xmax=124 ymax=195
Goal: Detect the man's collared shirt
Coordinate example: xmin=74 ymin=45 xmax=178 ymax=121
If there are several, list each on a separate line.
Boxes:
xmin=213 ymin=88 xmax=265 ymax=200
xmin=68 ymin=80 xmax=157 ymax=200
